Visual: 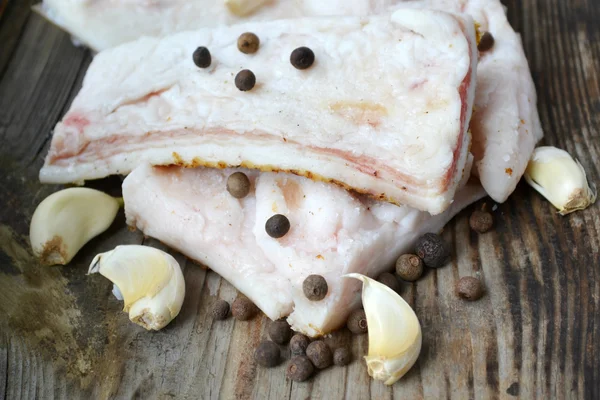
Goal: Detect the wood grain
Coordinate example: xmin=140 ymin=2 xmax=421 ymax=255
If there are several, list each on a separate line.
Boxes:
xmin=0 ymin=1 xmax=599 ymax=399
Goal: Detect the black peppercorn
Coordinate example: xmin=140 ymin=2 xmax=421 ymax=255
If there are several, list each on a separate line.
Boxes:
xmin=395 ymin=254 xmax=424 ymax=282
xmin=333 ymin=347 xmax=351 ymax=366
xmin=290 ymin=47 xmax=315 ymax=70
xmin=302 ymin=274 xmax=328 ymax=301
xmin=377 ymin=272 xmax=401 ymax=292
xmin=237 ymin=32 xmax=260 ymax=54
xmin=457 ymin=277 xmax=485 ymax=301
xmin=231 ymin=297 xmax=258 ymax=320
xmin=290 ymin=334 xmax=310 ymax=356
xmin=227 ymin=172 xmax=251 ymax=198
xmin=269 ymin=319 xmax=292 ymax=344
xmin=286 ymin=356 xmax=314 ymax=381
xmin=235 ymin=69 xmax=256 ymax=91
xmin=306 ymin=340 xmax=332 ymax=369
xmin=414 ymin=233 xmax=450 ymax=269
xmin=265 ymin=214 xmax=290 ymax=238
xmin=193 ymin=46 xmax=211 ymax=68
xmin=211 ymin=299 xmax=230 ymax=320
xmin=254 ymin=340 xmax=280 ymax=367
xmin=347 ymin=309 xmax=367 ymax=334
xmin=469 ymin=210 xmax=494 ymax=233
xmin=478 ymin=32 xmax=495 ymax=52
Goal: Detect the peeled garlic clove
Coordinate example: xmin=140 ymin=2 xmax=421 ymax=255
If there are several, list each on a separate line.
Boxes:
xmin=224 ymin=0 xmax=269 ymax=16
xmin=345 ymin=273 xmax=422 ymax=385
xmin=30 ymin=187 xmax=121 ymax=265
xmin=524 ymin=146 xmax=597 ymax=215
xmin=89 ymin=245 xmax=185 ymax=331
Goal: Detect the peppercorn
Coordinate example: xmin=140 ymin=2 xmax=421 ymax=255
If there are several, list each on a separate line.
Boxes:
xmin=211 ymin=299 xmax=230 ymax=320
xmin=237 ymin=32 xmax=260 ymax=54
xmin=395 ymin=254 xmax=424 ymax=282
xmin=306 ymin=340 xmax=332 ymax=369
xmin=469 ymin=210 xmax=494 ymax=233
xmin=235 ymin=69 xmax=256 ymax=91
xmin=269 ymin=319 xmax=292 ymax=344
xmin=193 ymin=46 xmax=211 ymax=68
xmin=290 ymin=334 xmax=310 ymax=356
xmin=231 ymin=297 xmax=258 ymax=320
xmin=302 ymin=274 xmax=328 ymax=301
xmin=377 ymin=272 xmax=400 ymax=292
xmin=286 ymin=356 xmax=314 ymax=381
xmin=347 ymin=309 xmax=367 ymax=334
xmin=227 ymin=172 xmax=251 ymax=198
xmin=333 ymin=347 xmax=351 ymax=366
xmin=478 ymin=32 xmax=495 ymax=52
xmin=290 ymin=47 xmax=315 ymax=70
xmin=254 ymin=340 xmax=280 ymax=367
xmin=456 ymin=277 xmax=485 ymax=301
xmin=414 ymin=233 xmax=450 ymax=269
xmin=265 ymin=214 xmax=290 ymax=238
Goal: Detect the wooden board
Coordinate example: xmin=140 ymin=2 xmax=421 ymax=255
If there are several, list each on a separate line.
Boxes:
xmin=0 ymin=0 xmax=599 ymax=398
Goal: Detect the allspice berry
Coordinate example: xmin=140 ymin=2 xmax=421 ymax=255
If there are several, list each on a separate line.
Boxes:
xmin=469 ymin=210 xmax=493 ymax=233
xmin=415 ymin=233 xmax=450 ymax=269
xmin=456 ymin=277 xmax=485 ymax=301
xmin=265 ymin=214 xmax=290 ymax=238
xmin=290 ymin=47 xmax=315 ymax=70
xmin=377 ymin=272 xmax=400 ymax=292
xmin=286 ymin=356 xmax=314 ymax=382
xmin=302 ymin=274 xmax=328 ymax=301
xmin=235 ymin=69 xmax=256 ymax=91
xmin=395 ymin=254 xmax=424 ymax=282
xmin=306 ymin=340 xmax=332 ymax=369
xmin=231 ymin=297 xmax=258 ymax=320
xmin=227 ymin=172 xmax=251 ymax=198
xmin=237 ymin=32 xmax=260 ymax=54
xmin=478 ymin=31 xmax=495 ymax=52
xmin=193 ymin=46 xmax=211 ymax=68
xmin=333 ymin=347 xmax=351 ymax=366
xmin=347 ymin=309 xmax=367 ymax=334
xmin=269 ymin=319 xmax=292 ymax=344
xmin=254 ymin=340 xmax=280 ymax=367
xmin=211 ymin=299 xmax=230 ymax=320
xmin=290 ymin=334 xmax=310 ymax=356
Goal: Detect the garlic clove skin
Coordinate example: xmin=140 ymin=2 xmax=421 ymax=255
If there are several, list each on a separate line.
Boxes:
xmin=345 ymin=273 xmax=422 ymax=385
xmin=525 ymin=146 xmax=597 ymax=215
xmin=224 ymin=0 xmax=269 ymax=16
xmin=30 ymin=188 xmax=121 ymax=265
xmin=89 ymin=245 xmax=185 ymax=331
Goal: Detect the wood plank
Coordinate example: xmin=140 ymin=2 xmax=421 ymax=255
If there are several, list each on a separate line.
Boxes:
xmin=0 ymin=0 xmax=35 ymax=79
xmin=0 ymin=0 xmax=599 ymax=399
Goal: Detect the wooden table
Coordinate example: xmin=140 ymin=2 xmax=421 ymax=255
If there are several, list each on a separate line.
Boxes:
xmin=0 ymin=1 xmax=599 ymax=398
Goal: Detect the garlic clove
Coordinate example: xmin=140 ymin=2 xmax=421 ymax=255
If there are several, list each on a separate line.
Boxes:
xmin=30 ymin=187 xmax=121 ymax=265
xmin=524 ymin=146 xmax=597 ymax=215
xmin=224 ymin=0 xmax=269 ymax=16
xmin=89 ymin=245 xmax=185 ymax=330
xmin=345 ymin=273 xmax=422 ymax=385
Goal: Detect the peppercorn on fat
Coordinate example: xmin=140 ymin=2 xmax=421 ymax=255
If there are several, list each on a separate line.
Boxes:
xmin=122 ymin=165 xmax=485 ymax=336
xmin=40 ymin=10 xmax=477 ymax=214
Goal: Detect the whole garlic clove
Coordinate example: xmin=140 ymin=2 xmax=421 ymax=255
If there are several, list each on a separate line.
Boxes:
xmin=345 ymin=273 xmax=422 ymax=385
xmin=89 ymin=245 xmax=185 ymax=331
xmin=524 ymin=146 xmax=597 ymax=215
xmin=224 ymin=0 xmax=269 ymax=16
xmin=30 ymin=188 xmax=121 ymax=265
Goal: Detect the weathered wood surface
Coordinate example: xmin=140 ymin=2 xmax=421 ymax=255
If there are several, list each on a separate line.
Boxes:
xmin=0 ymin=0 xmax=599 ymax=398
